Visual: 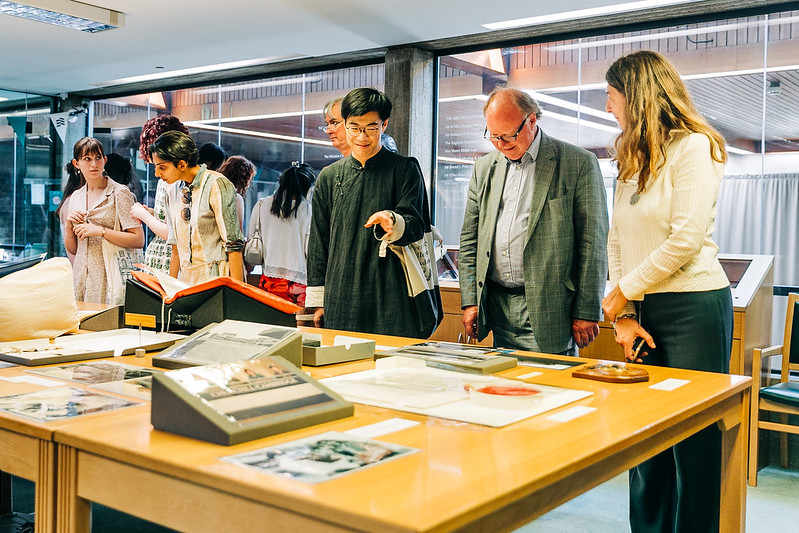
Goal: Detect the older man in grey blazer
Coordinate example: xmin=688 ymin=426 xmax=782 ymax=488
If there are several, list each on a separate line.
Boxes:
xmin=459 ymin=87 xmax=608 ymax=355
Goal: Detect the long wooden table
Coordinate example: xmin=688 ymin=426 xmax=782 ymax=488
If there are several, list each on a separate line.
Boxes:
xmin=29 ymin=329 xmax=749 ymax=533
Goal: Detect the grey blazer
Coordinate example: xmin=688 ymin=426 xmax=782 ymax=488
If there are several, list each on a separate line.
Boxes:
xmin=459 ymin=129 xmax=609 ymax=354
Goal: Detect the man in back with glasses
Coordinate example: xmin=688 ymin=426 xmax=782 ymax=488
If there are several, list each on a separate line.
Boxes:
xmin=459 ymin=87 xmax=608 ymax=355
xmin=323 ymin=96 xmax=399 ymax=158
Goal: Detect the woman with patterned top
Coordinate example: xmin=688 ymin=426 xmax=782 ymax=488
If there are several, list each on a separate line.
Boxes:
xmin=64 ymin=137 xmax=145 ymax=303
xmin=130 ymin=114 xmax=189 ymax=274
xmin=148 ymin=131 xmax=244 ymax=284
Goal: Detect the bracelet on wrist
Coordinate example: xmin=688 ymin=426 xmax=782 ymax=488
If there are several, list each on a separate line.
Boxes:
xmin=101 ymin=227 xmax=106 ymax=238
xmin=612 ymin=313 xmax=637 ymax=334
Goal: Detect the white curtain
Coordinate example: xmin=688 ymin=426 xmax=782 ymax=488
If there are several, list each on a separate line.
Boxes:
xmin=716 ymin=174 xmax=799 ymax=287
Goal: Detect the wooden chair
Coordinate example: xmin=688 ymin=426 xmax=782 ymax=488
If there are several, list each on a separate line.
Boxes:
xmin=748 ymin=292 xmax=799 ymax=486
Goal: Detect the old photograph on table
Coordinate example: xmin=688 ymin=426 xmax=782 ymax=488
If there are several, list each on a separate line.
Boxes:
xmin=0 ymin=387 xmax=141 ymax=421
xmin=390 ymin=341 xmax=515 ymax=360
xmin=379 ymin=341 xmax=518 ymax=373
xmin=92 ymin=376 xmax=154 ymax=400
xmin=165 ymin=358 xmax=342 ymax=426
xmin=155 ymin=320 xmax=298 ymax=366
xmin=27 ymin=361 xmax=157 ymax=384
xmin=222 ymin=431 xmax=417 ymax=483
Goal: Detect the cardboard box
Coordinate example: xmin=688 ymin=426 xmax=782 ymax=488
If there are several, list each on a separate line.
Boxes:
xmin=152 ymin=320 xmax=303 ymax=370
xmin=78 ymin=303 xmax=124 ymax=331
xmin=303 ymin=339 xmax=375 ymax=366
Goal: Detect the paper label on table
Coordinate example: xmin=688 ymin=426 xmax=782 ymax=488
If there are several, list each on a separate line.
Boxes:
xmin=649 ymin=378 xmax=690 ymax=391
xmin=520 ymin=362 xmax=571 ymax=370
xmin=375 ymin=344 xmax=396 ymax=352
xmin=546 ymin=405 xmax=596 ymax=422
xmin=0 ymin=375 xmax=66 ymax=387
xmin=517 ymin=371 xmax=543 ymax=379
xmin=345 ymin=418 xmax=420 ymax=438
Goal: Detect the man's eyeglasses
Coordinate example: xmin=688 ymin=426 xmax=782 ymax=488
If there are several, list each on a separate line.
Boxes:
xmin=345 ymin=123 xmax=382 ymax=136
xmin=483 ymin=114 xmax=530 ymax=143
xmin=181 ymin=186 xmax=191 ymax=222
xmin=322 ymin=119 xmax=342 ymax=132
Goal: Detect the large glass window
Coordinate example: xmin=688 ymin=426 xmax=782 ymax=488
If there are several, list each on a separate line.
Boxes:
xmin=435 ymin=11 xmax=799 ymax=295
xmin=91 ymin=64 xmax=385 ymax=235
xmin=0 ymin=90 xmax=56 ymax=260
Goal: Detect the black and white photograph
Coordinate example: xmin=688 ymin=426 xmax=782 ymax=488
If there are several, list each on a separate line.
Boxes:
xmin=222 ymin=431 xmax=417 ymax=483
xmin=0 ymin=387 xmax=140 ymax=422
xmin=28 ymin=361 xmax=156 ymax=384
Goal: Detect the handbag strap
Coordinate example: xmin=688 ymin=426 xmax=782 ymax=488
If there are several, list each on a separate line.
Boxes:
xmin=251 ymin=198 xmax=264 ymax=236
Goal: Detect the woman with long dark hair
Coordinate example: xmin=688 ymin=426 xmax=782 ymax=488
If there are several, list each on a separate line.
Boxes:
xmin=218 ymin=155 xmax=256 ymax=231
xmin=247 ymin=162 xmax=315 ymax=305
xmin=601 ymin=50 xmax=732 ymax=533
xmin=64 ymin=137 xmax=144 ymax=303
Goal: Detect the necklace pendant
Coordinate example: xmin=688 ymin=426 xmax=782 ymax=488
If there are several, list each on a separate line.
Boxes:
xmin=629 ymin=192 xmax=641 ymax=205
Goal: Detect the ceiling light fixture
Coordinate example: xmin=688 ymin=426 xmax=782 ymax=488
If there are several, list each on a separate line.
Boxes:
xmin=0 ymin=0 xmax=123 ymax=33
xmin=194 ymin=76 xmax=323 ymax=95
xmin=547 ymin=14 xmax=799 ymax=52
xmin=99 ymin=54 xmax=304 ymax=87
xmin=185 ymin=122 xmax=334 ymax=148
xmin=726 ymin=146 xmax=754 ymax=155
xmin=483 ymin=0 xmax=694 ymax=31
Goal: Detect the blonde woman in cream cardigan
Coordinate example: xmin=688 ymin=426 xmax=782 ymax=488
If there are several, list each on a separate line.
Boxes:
xmin=601 ymin=50 xmax=732 ymax=533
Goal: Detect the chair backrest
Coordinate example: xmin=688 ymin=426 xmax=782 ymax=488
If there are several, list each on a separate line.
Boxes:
xmin=783 ymin=293 xmax=799 ymax=375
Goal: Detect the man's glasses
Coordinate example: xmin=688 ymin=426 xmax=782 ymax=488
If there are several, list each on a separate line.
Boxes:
xmin=181 ymin=187 xmax=191 ymax=222
xmin=322 ymin=119 xmax=342 ymax=132
xmin=483 ymin=114 xmax=530 ymax=143
xmin=345 ymin=123 xmax=382 ymax=136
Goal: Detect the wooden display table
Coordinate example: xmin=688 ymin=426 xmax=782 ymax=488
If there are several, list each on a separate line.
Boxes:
xmin=34 ymin=334 xmax=749 ymax=533
xmin=0 ymin=375 xmax=58 ymax=533
xmin=0 ymin=356 xmax=155 ymax=532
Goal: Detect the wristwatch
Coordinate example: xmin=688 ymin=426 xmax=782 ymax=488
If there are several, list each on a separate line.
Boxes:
xmin=101 ymin=227 xmax=106 ymax=238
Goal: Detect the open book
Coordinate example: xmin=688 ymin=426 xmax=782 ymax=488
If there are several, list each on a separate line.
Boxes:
xmin=125 ymin=271 xmax=301 ymax=332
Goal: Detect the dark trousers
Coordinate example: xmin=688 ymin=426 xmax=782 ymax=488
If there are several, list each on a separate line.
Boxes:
xmin=629 ymin=287 xmax=733 ymax=533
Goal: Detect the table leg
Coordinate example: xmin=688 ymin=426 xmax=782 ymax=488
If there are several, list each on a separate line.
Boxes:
xmin=34 ymin=441 xmax=57 ymax=533
xmin=0 ymin=470 xmax=11 ymax=515
xmin=718 ymin=387 xmax=750 ymax=533
xmin=55 ymin=445 xmax=90 ymax=533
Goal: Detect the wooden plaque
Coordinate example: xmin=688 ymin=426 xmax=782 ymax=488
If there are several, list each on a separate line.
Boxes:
xmin=572 ymin=362 xmax=650 ymax=383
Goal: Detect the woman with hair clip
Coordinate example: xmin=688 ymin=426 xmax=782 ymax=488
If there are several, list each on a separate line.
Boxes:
xmin=56 ymin=161 xmax=84 ymax=265
xmin=64 ymin=137 xmax=145 ymax=303
xmin=601 ymin=50 xmax=732 ymax=532
xmin=149 ymin=130 xmax=244 ymax=284
xmin=130 ymin=114 xmax=189 ymax=274
xmin=247 ymin=162 xmax=315 ymax=305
